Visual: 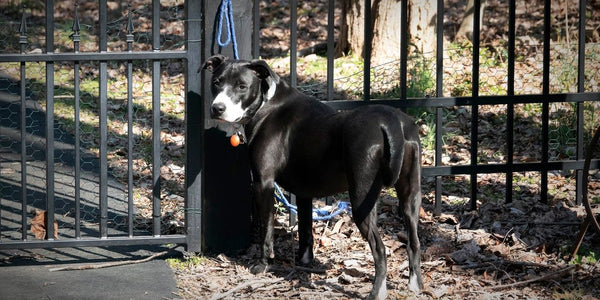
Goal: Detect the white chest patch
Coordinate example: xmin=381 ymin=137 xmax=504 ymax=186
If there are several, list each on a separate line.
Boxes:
xmin=213 ymin=88 xmax=245 ymax=122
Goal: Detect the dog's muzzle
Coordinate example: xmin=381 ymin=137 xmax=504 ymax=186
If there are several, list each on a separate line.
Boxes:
xmin=211 ymin=102 xmax=226 ymax=119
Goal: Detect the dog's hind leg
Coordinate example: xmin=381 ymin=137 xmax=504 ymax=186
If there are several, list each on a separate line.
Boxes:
xmin=347 ymin=168 xmax=387 ymax=300
xmin=350 ymin=181 xmax=387 ymax=300
xmin=296 ymin=196 xmax=314 ymax=265
xmin=395 ymin=142 xmax=423 ymax=293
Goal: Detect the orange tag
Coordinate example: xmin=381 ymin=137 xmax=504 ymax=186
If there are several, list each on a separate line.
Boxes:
xmin=230 ymin=134 xmax=240 ymax=147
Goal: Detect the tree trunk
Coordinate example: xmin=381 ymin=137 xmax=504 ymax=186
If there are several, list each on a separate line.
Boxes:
xmin=338 ymin=0 xmax=437 ymax=64
xmin=408 ymin=0 xmax=437 ymax=55
xmin=456 ymin=0 xmax=487 ymax=41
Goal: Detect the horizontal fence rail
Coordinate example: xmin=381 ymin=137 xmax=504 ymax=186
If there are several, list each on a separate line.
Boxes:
xmin=0 ymin=51 xmax=188 ymax=62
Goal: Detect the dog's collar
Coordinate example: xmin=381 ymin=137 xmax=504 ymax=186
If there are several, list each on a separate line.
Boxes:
xmin=230 ymin=124 xmax=246 ymax=147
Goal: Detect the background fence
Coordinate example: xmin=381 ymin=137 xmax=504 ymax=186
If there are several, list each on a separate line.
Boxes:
xmin=271 ymin=0 xmax=600 ymax=215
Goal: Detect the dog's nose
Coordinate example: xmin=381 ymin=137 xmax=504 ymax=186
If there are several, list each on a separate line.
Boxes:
xmin=211 ymin=102 xmax=226 ymax=117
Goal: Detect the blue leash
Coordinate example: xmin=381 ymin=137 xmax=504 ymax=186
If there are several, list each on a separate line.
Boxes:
xmin=274 ymin=183 xmax=351 ymax=221
xmin=215 ymin=0 xmax=350 ymax=221
xmin=216 ymin=0 xmax=239 ymax=59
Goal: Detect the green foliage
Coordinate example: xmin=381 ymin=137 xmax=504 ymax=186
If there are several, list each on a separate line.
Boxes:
xmin=570 ymin=248 xmax=598 ymax=265
xmin=408 ymin=107 xmax=436 ymax=151
xmin=166 ymin=253 xmax=209 ymax=270
xmin=407 ymin=55 xmax=435 ymax=98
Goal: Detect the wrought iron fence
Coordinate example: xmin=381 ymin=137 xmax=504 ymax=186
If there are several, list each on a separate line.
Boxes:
xmin=1 ymin=0 xmax=599 ymax=252
xmin=278 ymin=0 xmax=600 ymax=214
xmin=0 ymin=0 xmax=198 ymax=250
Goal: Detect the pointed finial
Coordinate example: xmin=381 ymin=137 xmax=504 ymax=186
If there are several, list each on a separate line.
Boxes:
xmin=71 ymin=2 xmax=81 ymax=45
xmin=19 ymin=4 xmax=27 ymax=46
xmin=72 ymin=2 xmax=81 ymax=33
xmin=126 ymin=3 xmax=134 ymax=44
xmin=19 ymin=4 xmax=27 ymax=36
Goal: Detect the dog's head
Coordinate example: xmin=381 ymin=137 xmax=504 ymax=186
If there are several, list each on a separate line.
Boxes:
xmin=201 ymin=55 xmax=279 ymax=123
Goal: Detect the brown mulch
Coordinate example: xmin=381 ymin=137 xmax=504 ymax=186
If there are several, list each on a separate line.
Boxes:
xmin=172 ymin=191 xmax=599 ymax=299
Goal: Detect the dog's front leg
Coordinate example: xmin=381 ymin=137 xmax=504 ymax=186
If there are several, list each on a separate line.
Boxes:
xmin=250 ymin=180 xmax=275 ymax=274
xmin=296 ymin=197 xmax=314 ymax=265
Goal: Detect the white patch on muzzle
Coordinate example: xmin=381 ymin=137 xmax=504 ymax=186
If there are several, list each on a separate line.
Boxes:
xmin=212 ymin=88 xmax=245 ymax=123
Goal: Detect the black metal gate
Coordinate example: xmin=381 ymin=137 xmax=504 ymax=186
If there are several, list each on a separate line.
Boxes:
xmin=0 ymin=0 xmax=218 ymax=252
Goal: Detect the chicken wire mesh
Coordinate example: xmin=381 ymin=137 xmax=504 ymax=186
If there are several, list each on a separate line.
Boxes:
xmin=0 ymin=0 xmax=185 ymax=241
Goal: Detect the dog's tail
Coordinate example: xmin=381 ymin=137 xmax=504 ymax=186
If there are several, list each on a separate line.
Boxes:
xmin=380 ymin=119 xmax=405 ymax=187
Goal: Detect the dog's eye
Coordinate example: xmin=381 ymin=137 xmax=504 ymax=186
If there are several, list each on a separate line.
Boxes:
xmin=238 ymin=84 xmax=247 ymax=90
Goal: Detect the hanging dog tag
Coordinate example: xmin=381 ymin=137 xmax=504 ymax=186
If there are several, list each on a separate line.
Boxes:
xmin=230 ymin=130 xmax=245 ymax=147
xmin=230 ymin=134 xmax=241 ymax=147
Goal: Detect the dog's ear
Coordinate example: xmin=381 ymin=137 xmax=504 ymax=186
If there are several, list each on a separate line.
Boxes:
xmin=247 ymin=59 xmax=280 ymax=84
xmin=200 ymin=54 xmax=228 ymax=73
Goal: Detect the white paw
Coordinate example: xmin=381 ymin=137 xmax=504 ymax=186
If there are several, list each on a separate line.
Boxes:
xmin=408 ymin=273 xmax=421 ymax=293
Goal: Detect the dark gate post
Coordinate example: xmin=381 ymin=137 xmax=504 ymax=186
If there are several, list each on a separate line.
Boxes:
xmin=185 ymin=0 xmax=204 ymax=253
xmin=186 ymin=0 xmax=255 ymax=253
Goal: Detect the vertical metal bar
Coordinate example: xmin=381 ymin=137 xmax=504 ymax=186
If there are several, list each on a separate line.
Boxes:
xmin=435 ymin=0 xmax=443 ymax=98
xmin=435 ymin=107 xmax=443 ymax=215
xmin=286 ymin=0 xmax=297 ymax=225
xmin=506 ymin=0 xmax=515 ymax=204
xmin=541 ymin=0 xmax=551 ymax=204
xmin=363 ymin=0 xmax=371 ymax=101
xmin=434 ymin=0 xmax=444 ymax=216
xmin=72 ymin=2 xmax=81 ymax=238
xmin=252 ymin=0 xmax=260 ymax=59
xmin=576 ymin=0 xmax=587 ymax=205
xmin=577 ymin=0 xmax=586 ymax=95
xmin=184 ymin=0 xmax=204 ymax=253
xmin=19 ymin=4 xmax=28 ymax=240
xmin=290 ymin=0 xmax=297 ymax=88
xmin=470 ymin=0 xmax=481 ymax=210
xmin=126 ymin=4 xmax=135 ymax=237
xmin=289 ymin=194 xmax=297 ymax=227
xmin=400 ymin=0 xmax=408 ymax=100
xmin=99 ymin=0 xmax=108 ymax=238
xmin=326 ymin=0 xmax=334 ymax=101
xmin=152 ymin=0 xmax=161 ymax=236
xmin=46 ymin=0 xmax=56 ymax=240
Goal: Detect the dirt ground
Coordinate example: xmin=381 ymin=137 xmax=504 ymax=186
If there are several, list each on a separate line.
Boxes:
xmin=170 ymin=189 xmax=599 ymax=299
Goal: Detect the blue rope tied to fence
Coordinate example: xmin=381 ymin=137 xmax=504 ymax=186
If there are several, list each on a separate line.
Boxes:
xmin=216 ymin=0 xmax=239 ymax=59
xmin=213 ymin=1 xmax=349 ymax=221
xmin=274 ymin=183 xmax=351 ymax=221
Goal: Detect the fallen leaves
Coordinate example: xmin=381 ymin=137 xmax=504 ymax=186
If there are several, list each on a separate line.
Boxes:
xmin=30 ymin=210 xmax=58 ymax=240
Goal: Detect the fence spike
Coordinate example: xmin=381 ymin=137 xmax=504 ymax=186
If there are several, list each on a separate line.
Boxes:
xmin=71 ymin=2 xmax=81 ymax=43
xmin=19 ymin=4 xmax=27 ymax=44
xmin=126 ymin=3 xmax=135 ymax=44
xmin=72 ymin=2 xmax=80 ymax=32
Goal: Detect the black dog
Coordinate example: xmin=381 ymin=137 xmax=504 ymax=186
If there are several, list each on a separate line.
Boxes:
xmin=202 ymin=55 xmax=422 ymax=299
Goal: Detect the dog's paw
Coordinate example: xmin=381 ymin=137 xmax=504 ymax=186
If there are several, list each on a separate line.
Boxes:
xmin=249 ymin=262 xmax=270 ymax=274
xmin=408 ymin=273 xmax=422 ymax=294
xmin=296 ymin=248 xmax=314 ymax=266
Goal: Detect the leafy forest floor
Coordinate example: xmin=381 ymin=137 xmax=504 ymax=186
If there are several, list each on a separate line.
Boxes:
xmin=1 ymin=0 xmax=600 ymax=299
